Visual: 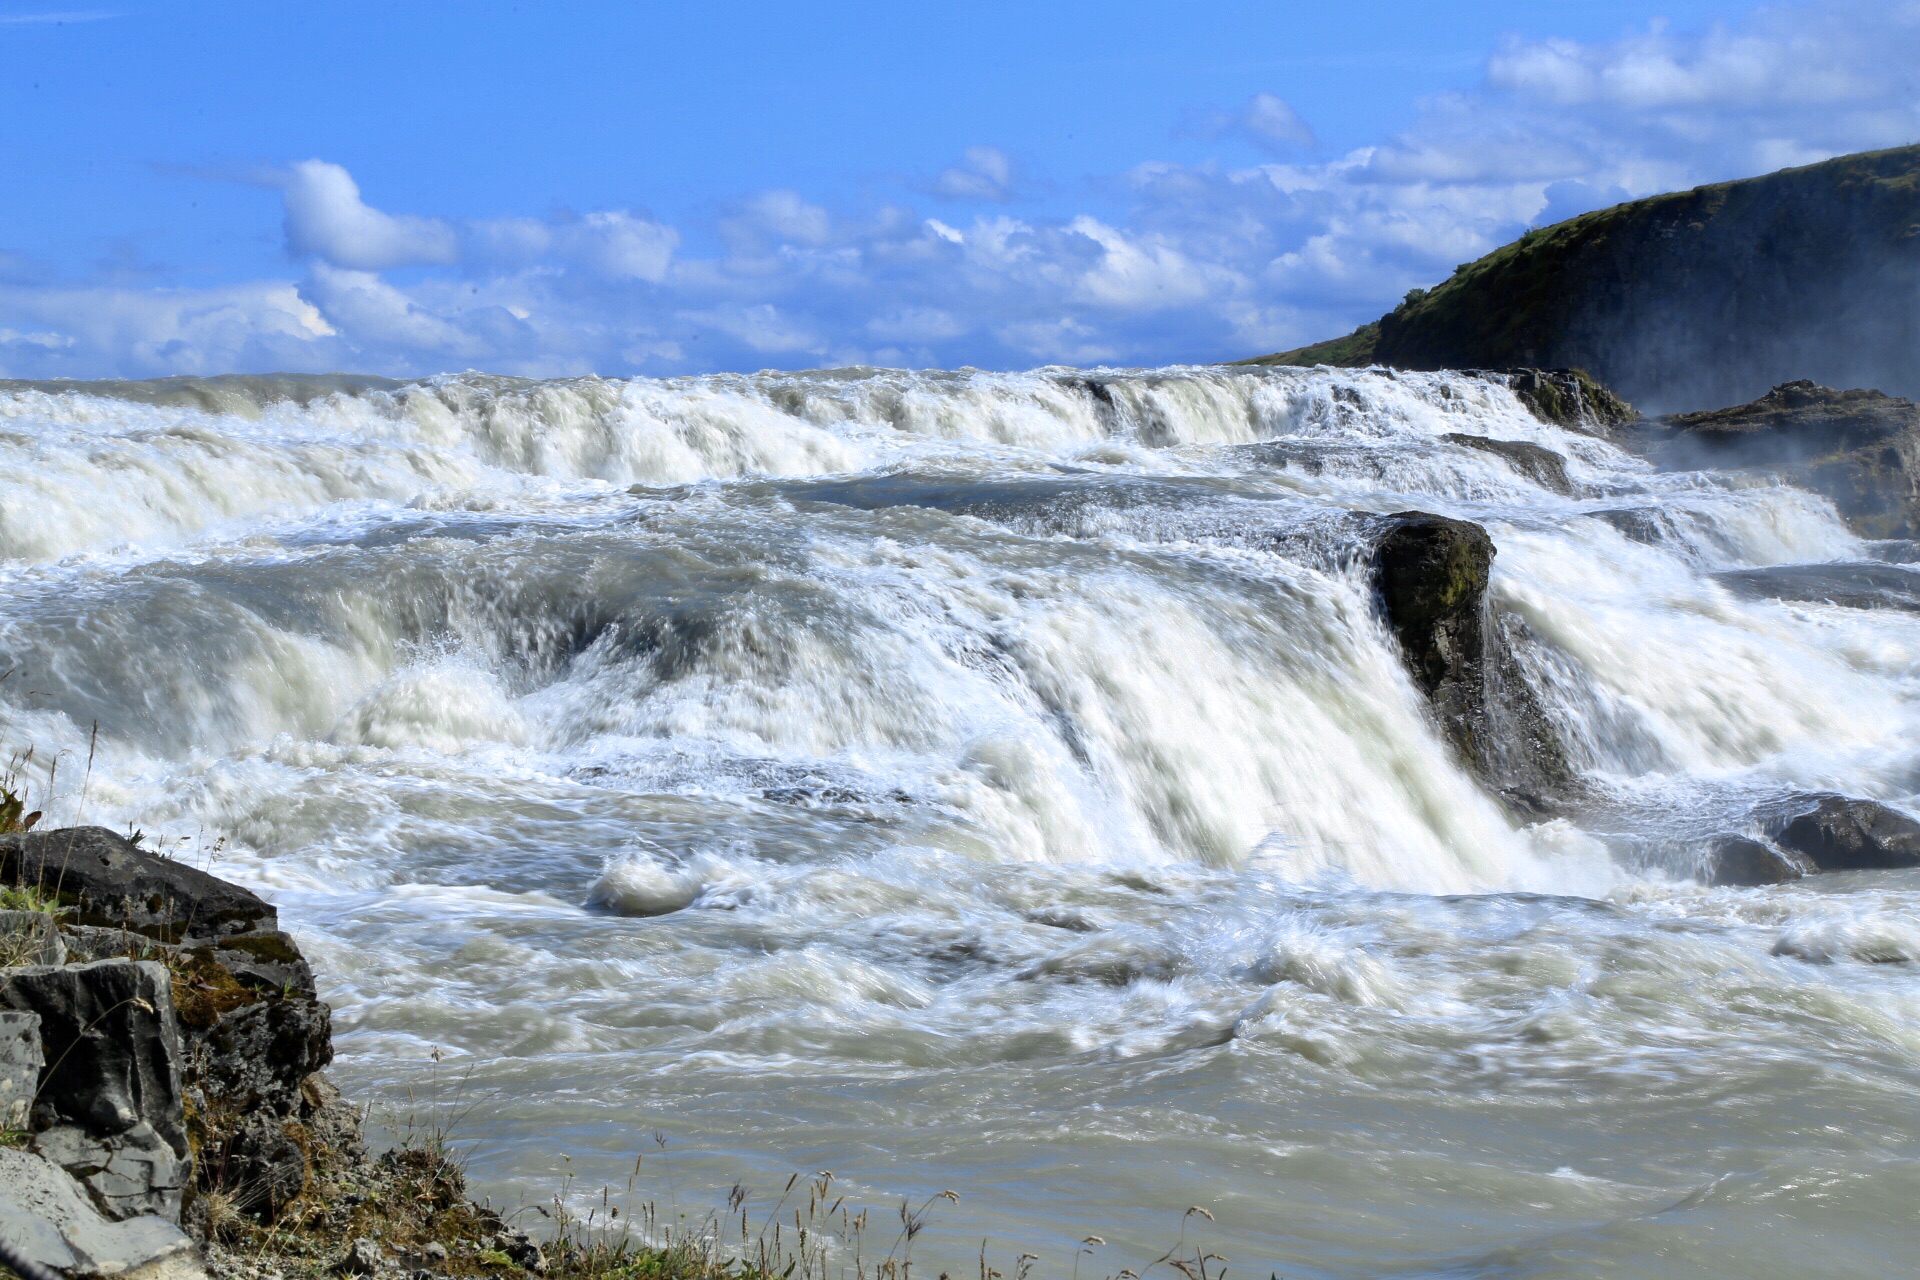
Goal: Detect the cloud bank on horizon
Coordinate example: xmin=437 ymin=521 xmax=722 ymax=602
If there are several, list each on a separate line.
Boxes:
xmin=2 ymin=0 xmax=1918 ymax=381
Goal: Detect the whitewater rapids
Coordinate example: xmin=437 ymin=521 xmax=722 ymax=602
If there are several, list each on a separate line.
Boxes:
xmin=2 ymin=365 xmax=1917 ymax=1277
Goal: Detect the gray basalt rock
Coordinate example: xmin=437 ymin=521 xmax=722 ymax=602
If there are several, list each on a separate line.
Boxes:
xmin=2 ymin=828 xmax=346 ymax=1228
xmin=32 ymin=1120 xmax=188 ymax=1222
xmin=1372 ymin=512 xmax=1495 ymax=725
xmin=0 ymin=910 xmax=67 ymax=967
xmin=1704 ymin=835 xmax=1816 ymax=886
xmin=0 ymin=828 xmax=275 ymax=943
xmin=1501 ymin=368 xmax=1635 ymax=436
xmin=0 ymin=960 xmax=189 ymax=1223
xmin=0 ymin=1147 xmax=208 ymax=1280
xmin=336 ymin=1237 xmax=384 ymax=1276
xmin=1 ymin=1010 xmax=42 ymax=1130
xmin=1635 ymin=381 xmax=1920 ymax=538
xmin=0 ymin=961 xmax=187 ymax=1160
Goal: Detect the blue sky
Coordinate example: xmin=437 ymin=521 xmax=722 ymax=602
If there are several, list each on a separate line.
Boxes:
xmin=2 ymin=0 xmax=1916 ymax=378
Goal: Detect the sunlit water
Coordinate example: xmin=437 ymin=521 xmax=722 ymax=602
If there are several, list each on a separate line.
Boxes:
xmin=3 ymin=366 xmax=1917 ymax=1278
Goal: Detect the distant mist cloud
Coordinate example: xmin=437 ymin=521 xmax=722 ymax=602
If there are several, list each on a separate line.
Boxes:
xmin=932 ymin=147 xmax=1020 ymax=203
xmin=1185 ymin=93 xmax=1318 ymax=157
xmin=2 ymin=0 xmax=1917 ymax=381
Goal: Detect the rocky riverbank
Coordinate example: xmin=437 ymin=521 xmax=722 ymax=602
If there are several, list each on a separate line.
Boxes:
xmin=0 ymin=827 xmax=555 ymax=1280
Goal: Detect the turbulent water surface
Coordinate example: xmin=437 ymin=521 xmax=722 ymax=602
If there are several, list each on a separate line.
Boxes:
xmin=4 ymin=366 xmax=1918 ymax=1278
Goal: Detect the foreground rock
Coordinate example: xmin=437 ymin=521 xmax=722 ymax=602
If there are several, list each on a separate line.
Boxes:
xmin=0 ymin=827 xmax=363 ymax=1280
xmin=0 ymin=827 xmax=276 ymax=942
xmin=0 ymin=959 xmax=190 ymax=1220
xmin=1369 ymin=512 xmax=1572 ymax=812
xmin=0 ymin=1146 xmax=205 ymax=1280
xmin=1771 ymin=795 xmax=1920 ymax=871
xmin=1633 ymin=380 xmax=1920 ymax=538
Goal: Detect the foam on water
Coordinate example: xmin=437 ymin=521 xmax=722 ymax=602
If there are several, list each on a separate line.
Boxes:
xmin=4 ymin=364 xmax=1919 ymax=1277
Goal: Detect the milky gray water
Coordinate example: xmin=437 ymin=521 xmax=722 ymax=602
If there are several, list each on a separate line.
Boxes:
xmin=2 ymin=366 xmax=1917 ymax=1278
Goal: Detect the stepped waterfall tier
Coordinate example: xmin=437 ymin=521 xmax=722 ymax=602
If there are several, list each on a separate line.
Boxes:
xmin=4 ymin=365 xmax=1920 ymax=1277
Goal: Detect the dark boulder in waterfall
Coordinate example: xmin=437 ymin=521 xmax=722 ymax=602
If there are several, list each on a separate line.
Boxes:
xmin=1369 ymin=513 xmax=1572 ymax=812
xmin=1703 ymin=795 xmax=1920 ymax=884
xmin=1631 ymin=381 xmax=1920 ymax=539
xmin=1704 ymin=835 xmax=1815 ymax=886
xmin=1372 ymin=513 xmax=1494 ymax=725
xmin=1766 ymin=794 xmax=1920 ymax=871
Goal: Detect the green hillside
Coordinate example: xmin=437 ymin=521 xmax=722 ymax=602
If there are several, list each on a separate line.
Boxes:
xmin=1239 ymin=144 xmax=1920 ymax=410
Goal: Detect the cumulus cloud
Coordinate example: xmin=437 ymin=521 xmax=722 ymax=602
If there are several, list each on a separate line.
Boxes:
xmin=5 ymin=1 xmax=1917 ymax=380
xmin=281 ymin=161 xmax=458 ymax=270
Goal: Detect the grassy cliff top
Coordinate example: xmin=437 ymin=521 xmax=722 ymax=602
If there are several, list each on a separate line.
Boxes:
xmin=1239 ymin=143 xmax=1920 ymax=372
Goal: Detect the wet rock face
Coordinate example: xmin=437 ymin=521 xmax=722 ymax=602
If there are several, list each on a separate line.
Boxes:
xmin=1701 ymin=795 xmax=1920 ymax=885
xmin=1369 ymin=513 xmax=1572 ymax=811
xmin=1705 ymin=836 xmax=1815 ymax=887
xmin=1372 ymin=513 xmax=1494 ymax=719
xmin=0 ymin=827 xmax=276 ymax=942
xmin=1769 ymin=795 xmax=1920 ymax=871
xmin=1663 ymin=380 xmax=1919 ymax=453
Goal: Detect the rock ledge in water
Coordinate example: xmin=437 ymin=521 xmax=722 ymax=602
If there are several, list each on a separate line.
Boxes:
xmin=1638 ymin=381 xmax=1920 ymax=538
xmin=1768 ymin=794 xmax=1920 ymax=872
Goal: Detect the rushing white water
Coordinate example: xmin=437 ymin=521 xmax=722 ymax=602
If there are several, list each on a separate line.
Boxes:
xmin=4 ymin=365 xmax=1919 ymax=1278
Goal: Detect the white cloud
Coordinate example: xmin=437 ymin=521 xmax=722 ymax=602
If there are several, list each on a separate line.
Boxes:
xmin=281 ymin=161 xmax=458 ymax=270
xmin=0 ymin=281 xmax=338 ymax=378
xmin=299 ymin=264 xmax=474 ymax=354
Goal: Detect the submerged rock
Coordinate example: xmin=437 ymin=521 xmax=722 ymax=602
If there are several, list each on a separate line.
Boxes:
xmin=1713 ymin=561 xmax=1920 ymax=611
xmin=1443 ymin=433 xmax=1574 ymax=494
xmin=1704 ymin=835 xmax=1815 ymax=887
